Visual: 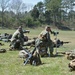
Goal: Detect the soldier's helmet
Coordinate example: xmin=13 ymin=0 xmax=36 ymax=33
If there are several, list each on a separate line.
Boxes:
xmin=45 ymin=26 xmax=51 ymax=31
xmin=18 ymin=26 xmax=22 ymax=32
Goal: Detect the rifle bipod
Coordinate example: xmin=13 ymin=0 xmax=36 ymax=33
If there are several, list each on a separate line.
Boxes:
xmin=23 ymin=47 xmax=42 ymax=66
xmin=23 ymin=47 xmax=36 ymax=65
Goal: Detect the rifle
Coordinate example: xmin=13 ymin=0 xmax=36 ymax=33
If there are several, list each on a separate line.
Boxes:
xmin=54 ymin=41 xmax=70 ymax=48
xmin=23 ymin=30 xmax=30 ymax=33
xmin=23 ymin=38 xmax=43 ymax=65
xmin=61 ymin=41 xmax=70 ymax=45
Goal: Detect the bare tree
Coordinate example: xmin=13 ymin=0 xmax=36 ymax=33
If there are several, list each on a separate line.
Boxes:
xmin=10 ymin=0 xmax=28 ymax=13
xmin=20 ymin=3 xmax=27 ymax=13
xmin=10 ymin=0 xmax=22 ymax=14
xmin=0 ymin=0 xmax=10 ymax=27
xmin=10 ymin=0 xmax=24 ymax=26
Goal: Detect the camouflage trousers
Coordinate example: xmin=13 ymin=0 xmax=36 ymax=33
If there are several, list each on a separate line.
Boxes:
xmin=10 ymin=39 xmax=23 ymax=50
xmin=35 ymin=38 xmax=54 ymax=55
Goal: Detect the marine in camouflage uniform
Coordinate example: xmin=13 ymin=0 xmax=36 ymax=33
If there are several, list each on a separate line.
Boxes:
xmin=68 ymin=59 xmax=75 ymax=71
xmin=35 ymin=26 xmax=54 ymax=57
xmin=10 ymin=26 xmax=24 ymax=49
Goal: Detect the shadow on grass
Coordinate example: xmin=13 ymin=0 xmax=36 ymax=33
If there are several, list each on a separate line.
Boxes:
xmin=41 ymin=54 xmax=65 ymax=58
xmin=54 ymin=54 xmax=65 ymax=58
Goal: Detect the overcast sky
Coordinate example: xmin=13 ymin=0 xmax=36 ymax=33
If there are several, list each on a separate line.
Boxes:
xmin=22 ymin=0 xmax=75 ymax=11
xmin=22 ymin=0 xmax=44 ymax=5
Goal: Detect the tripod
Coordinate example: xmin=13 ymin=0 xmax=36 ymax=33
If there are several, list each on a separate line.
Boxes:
xmin=53 ymin=32 xmax=59 ymax=55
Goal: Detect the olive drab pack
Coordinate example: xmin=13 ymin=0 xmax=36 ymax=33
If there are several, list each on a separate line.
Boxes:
xmin=30 ymin=52 xmax=42 ymax=66
xmin=18 ymin=50 xmax=29 ymax=58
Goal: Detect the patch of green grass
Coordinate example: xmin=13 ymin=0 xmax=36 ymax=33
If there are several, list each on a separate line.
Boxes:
xmin=0 ymin=28 xmax=75 ymax=75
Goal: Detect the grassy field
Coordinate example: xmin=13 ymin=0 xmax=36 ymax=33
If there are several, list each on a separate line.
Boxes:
xmin=0 ymin=28 xmax=75 ymax=75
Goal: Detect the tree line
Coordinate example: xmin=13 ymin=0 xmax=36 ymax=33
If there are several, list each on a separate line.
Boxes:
xmin=0 ymin=0 xmax=75 ymax=30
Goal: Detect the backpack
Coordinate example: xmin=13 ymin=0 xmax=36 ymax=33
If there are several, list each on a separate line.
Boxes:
xmin=66 ymin=52 xmax=75 ymax=60
xmin=0 ymin=49 xmax=6 ymax=53
xmin=68 ymin=59 xmax=75 ymax=71
xmin=30 ymin=53 xmax=42 ymax=66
